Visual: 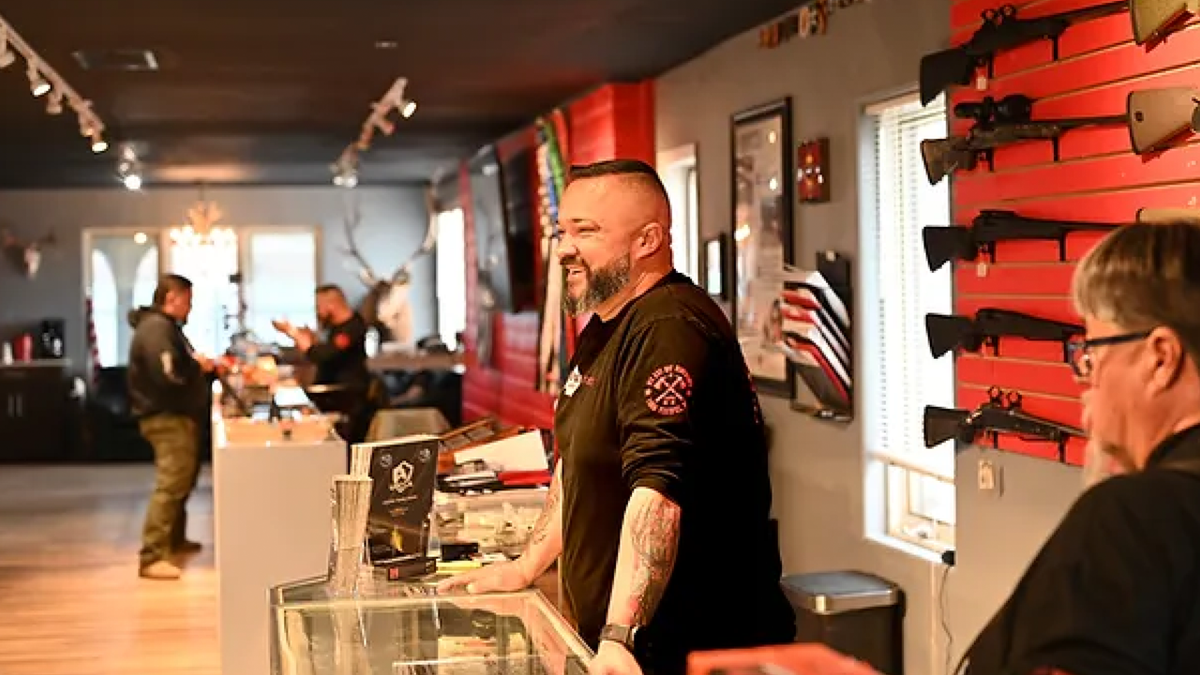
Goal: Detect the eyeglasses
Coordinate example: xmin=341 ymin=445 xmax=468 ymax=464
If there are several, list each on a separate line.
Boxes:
xmin=1066 ymin=331 xmax=1152 ymax=379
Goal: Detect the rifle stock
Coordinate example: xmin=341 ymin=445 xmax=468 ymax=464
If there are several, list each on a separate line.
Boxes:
xmin=920 ymin=139 xmax=977 ymax=185
xmin=1131 ymin=0 xmax=1198 ymax=44
xmin=925 ymin=314 xmax=976 ymax=358
xmin=921 ymin=226 xmax=975 ymax=272
xmin=919 ymin=48 xmax=976 ymax=106
xmin=1138 ymin=206 xmax=1200 ymax=223
xmin=923 ymin=405 xmax=970 ymax=448
xmin=1128 ymin=87 xmax=1200 ymax=153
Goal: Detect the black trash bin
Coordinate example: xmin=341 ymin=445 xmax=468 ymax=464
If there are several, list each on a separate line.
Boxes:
xmin=782 ymin=571 xmax=905 ymax=675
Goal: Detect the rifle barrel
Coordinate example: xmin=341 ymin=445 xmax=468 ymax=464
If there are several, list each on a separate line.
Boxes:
xmin=1057 ymin=0 xmax=1129 ymax=23
xmin=1047 ymin=114 xmax=1129 ymax=130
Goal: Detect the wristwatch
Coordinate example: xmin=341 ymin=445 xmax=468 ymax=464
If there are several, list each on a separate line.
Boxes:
xmin=599 ymin=623 xmax=641 ymax=653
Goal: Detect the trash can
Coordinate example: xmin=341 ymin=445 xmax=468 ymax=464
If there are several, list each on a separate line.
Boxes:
xmin=782 ymin=571 xmax=905 ymax=675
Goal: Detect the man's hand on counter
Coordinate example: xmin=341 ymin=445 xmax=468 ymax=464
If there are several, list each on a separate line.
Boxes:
xmin=589 ymin=641 xmax=643 ymax=675
xmin=434 ymin=559 xmax=532 ymax=595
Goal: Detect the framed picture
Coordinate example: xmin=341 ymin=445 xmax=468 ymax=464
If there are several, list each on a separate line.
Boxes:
xmin=702 ymin=233 xmax=728 ymax=300
xmin=730 ymin=97 xmax=794 ymax=397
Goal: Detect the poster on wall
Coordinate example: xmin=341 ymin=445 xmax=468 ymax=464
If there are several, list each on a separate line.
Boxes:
xmin=730 ymin=97 xmax=795 ymax=397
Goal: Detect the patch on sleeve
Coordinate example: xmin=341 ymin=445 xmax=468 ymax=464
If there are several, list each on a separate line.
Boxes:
xmin=334 ymin=333 xmax=351 ymax=349
xmin=643 ymin=364 xmax=694 ymax=416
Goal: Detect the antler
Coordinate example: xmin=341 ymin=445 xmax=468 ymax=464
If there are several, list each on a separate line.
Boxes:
xmin=0 ymin=228 xmax=54 ymax=249
xmin=387 ymin=184 xmax=440 ymax=284
xmin=341 ymin=193 xmax=379 ymax=287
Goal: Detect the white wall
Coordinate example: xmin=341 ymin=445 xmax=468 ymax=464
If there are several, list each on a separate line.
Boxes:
xmin=0 ymin=185 xmax=433 ymax=370
xmin=655 ymin=3 xmax=1086 ymax=672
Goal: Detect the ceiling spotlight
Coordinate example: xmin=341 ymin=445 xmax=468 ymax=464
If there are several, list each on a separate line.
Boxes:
xmin=28 ymin=66 xmax=50 ymax=97
xmin=91 ymin=136 xmax=108 ymax=153
xmin=400 ymin=99 xmax=416 ymax=118
xmin=123 ymin=174 xmax=142 ymax=191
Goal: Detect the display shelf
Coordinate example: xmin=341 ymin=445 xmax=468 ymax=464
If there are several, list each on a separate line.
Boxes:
xmin=786 ymin=250 xmax=854 ymax=425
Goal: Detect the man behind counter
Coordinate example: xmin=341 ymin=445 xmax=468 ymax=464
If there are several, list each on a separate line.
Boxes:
xmin=273 ymin=284 xmax=376 ymax=443
xmin=440 ymin=159 xmax=796 ymax=675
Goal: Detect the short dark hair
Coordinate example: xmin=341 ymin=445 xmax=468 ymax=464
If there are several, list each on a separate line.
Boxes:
xmin=152 ymin=274 xmax=192 ymax=307
xmin=315 ymin=284 xmax=346 ymax=299
xmin=568 ymin=159 xmax=670 ymax=207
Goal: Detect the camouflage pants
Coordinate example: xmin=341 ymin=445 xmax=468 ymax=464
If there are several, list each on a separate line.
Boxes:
xmin=138 ymin=414 xmax=200 ymax=567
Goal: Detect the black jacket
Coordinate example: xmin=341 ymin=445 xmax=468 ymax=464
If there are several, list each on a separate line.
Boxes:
xmin=126 ymin=307 xmax=210 ymax=420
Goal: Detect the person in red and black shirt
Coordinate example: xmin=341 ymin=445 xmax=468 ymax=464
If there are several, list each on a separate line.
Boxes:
xmin=440 ymin=159 xmax=794 ymax=675
xmin=275 ymin=284 xmax=375 ymax=443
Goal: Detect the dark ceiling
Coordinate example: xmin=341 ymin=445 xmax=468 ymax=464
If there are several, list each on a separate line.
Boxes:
xmin=0 ymin=0 xmax=800 ymax=189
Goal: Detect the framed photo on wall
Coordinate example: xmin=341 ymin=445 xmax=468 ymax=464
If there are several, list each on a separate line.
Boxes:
xmin=730 ymin=97 xmax=795 ymax=398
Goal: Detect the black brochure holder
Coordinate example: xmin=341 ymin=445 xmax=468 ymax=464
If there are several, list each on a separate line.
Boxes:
xmin=789 ymin=251 xmax=854 ymax=424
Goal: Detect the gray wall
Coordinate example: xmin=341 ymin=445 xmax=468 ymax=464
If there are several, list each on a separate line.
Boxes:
xmin=0 ymin=186 xmax=433 ymax=370
xmin=656 ymin=3 xmax=1085 ymax=673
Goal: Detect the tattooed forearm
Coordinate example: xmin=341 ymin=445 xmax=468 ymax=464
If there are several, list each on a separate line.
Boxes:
xmin=514 ymin=463 xmax=564 ymax=582
xmin=526 ymin=478 xmax=560 ymax=549
xmin=606 ymin=488 xmax=681 ymax=627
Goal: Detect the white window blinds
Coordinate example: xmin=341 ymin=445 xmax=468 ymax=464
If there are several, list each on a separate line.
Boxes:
xmin=865 ymin=93 xmax=956 ymax=480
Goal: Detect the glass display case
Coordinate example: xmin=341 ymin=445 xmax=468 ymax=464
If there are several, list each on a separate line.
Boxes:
xmin=271 ymin=574 xmax=593 ymax=675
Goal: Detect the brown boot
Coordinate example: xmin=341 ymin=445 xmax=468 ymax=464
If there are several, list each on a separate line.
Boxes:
xmin=139 ymin=559 xmax=182 ymax=580
xmin=174 ymin=540 xmax=203 ymax=554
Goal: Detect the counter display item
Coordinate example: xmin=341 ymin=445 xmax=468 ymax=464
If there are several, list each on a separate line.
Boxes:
xmin=270 ymin=575 xmax=593 ymax=675
xmin=432 ymin=489 xmax=548 ymax=558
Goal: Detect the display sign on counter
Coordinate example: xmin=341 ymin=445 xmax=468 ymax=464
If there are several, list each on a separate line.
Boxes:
xmin=352 ymin=434 xmax=441 ymax=567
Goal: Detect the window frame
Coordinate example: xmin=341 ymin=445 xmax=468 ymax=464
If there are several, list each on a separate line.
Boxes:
xmin=237 ymin=225 xmax=323 ymax=343
xmin=657 ymin=143 xmax=701 ymax=281
xmin=858 ymin=89 xmax=957 ymax=557
xmin=83 ymin=225 xmax=321 ymax=365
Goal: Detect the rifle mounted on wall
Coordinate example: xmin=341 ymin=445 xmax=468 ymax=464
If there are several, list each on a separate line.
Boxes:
xmin=921 ymin=206 xmax=1200 ymax=271
xmin=919 ymin=0 xmax=1196 ymax=106
xmin=920 ymin=88 xmax=1196 ymax=185
xmin=923 ymin=387 xmax=1085 ymax=460
xmin=925 ymin=308 xmax=1083 ymax=361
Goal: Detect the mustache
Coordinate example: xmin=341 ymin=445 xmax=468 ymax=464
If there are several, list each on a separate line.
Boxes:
xmin=561 ymin=256 xmax=586 ymax=269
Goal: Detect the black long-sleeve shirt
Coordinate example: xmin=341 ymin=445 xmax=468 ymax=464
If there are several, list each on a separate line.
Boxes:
xmin=963 ymin=423 xmax=1200 ymax=675
xmin=554 ymin=272 xmax=795 ymax=674
xmin=308 ymin=312 xmax=371 ymax=390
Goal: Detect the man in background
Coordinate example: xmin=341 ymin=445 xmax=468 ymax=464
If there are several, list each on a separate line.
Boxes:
xmin=127 ymin=273 xmax=213 ymax=580
xmin=274 ymin=284 xmax=376 ymax=443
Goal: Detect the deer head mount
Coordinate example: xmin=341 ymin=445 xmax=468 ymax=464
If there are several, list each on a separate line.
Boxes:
xmin=341 ymin=189 xmax=439 ymax=347
xmin=1 ymin=229 xmax=56 ymax=279
xmin=341 ymin=189 xmax=438 ymax=290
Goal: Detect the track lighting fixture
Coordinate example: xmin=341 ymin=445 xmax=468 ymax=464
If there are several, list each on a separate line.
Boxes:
xmin=330 ymin=76 xmax=417 ymax=187
xmin=0 ymin=14 xmax=110 ymax=154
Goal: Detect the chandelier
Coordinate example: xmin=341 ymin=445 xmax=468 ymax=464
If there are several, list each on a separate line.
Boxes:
xmin=170 ymin=187 xmax=235 ymax=248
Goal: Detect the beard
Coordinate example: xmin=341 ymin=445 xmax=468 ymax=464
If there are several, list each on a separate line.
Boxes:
xmin=561 ymin=254 xmax=631 ymax=317
xmin=1080 ymin=391 xmax=1133 ymax=488
xmin=1081 ymin=438 xmax=1130 ymax=488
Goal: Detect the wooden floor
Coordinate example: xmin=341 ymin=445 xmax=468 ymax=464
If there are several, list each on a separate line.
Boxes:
xmin=0 ymin=464 xmax=218 ymax=675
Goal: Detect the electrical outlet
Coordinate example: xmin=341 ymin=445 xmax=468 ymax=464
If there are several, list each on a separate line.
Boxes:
xmin=978 ymin=459 xmax=1001 ymax=495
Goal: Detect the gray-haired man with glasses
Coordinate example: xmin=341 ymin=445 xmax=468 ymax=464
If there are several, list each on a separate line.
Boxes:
xmin=778 ymin=220 xmax=1200 ymax=675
